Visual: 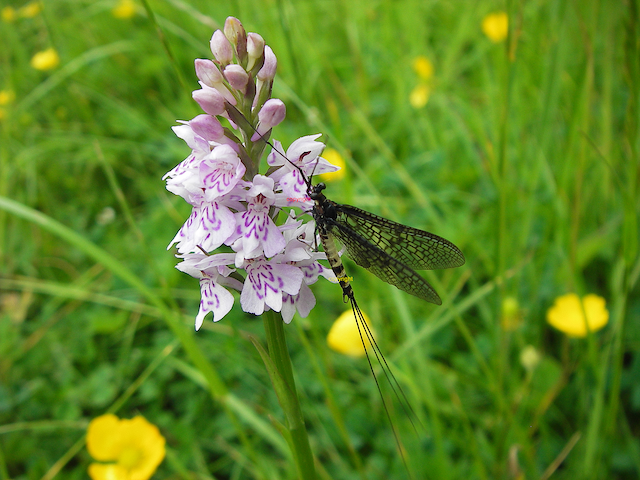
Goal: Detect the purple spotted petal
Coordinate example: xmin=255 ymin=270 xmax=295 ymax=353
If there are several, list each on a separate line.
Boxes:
xmin=201 ymin=145 xmax=246 ymax=200
xmin=174 ymin=252 xmax=241 ymax=328
xmin=286 ymin=134 xmax=325 ymax=164
xmin=267 ymin=139 xmax=286 ymax=168
xmin=169 ymin=200 xmax=236 ymax=253
xmin=227 ymin=176 xmax=286 ymax=258
xmin=278 ymin=169 xmax=312 ymax=204
xmin=195 ymin=276 xmax=235 ymax=329
xmin=196 ymin=201 xmax=236 ymax=252
xmin=281 ymin=282 xmax=316 ymax=324
xmin=267 ymin=134 xmax=340 ymax=187
xmin=230 ymin=208 xmax=286 ymax=258
xmin=240 ymin=258 xmax=303 ymax=315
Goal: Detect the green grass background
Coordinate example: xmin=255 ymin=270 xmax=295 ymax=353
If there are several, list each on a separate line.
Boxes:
xmin=1 ymin=0 xmax=639 ymax=478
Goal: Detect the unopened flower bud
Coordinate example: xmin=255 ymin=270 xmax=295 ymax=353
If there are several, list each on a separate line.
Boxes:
xmin=189 ymin=114 xmax=224 ymax=141
xmin=193 ymin=61 xmax=237 ymax=106
xmin=192 ymin=83 xmax=227 ymax=115
xmin=519 ymin=345 xmax=541 ymax=373
xmin=246 ymin=33 xmax=264 ymax=71
xmin=195 ymin=59 xmax=223 ymax=87
xmin=224 ymin=64 xmax=249 ymax=93
xmin=210 ymin=30 xmax=233 ymax=66
xmin=257 ymin=45 xmax=277 ymax=81
xmin=224 ymin=17 xmax=247 ymax=62
xmin=251 ymin=99 xmax=286 ymax=141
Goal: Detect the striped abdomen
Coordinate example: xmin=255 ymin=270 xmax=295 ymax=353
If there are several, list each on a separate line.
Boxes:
xmin=318 ymin=228 xmax=354 ymax=302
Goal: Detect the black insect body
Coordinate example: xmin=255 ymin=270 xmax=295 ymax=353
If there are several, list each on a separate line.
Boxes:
xmin=309 ymin=183 xmax=356 ymax=301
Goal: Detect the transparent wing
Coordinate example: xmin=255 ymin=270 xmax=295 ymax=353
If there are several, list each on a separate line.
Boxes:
xmin=326 ymin=219 xmax=442 ymax=305
xmin=335 ymin=205 xmax=465 ymax=270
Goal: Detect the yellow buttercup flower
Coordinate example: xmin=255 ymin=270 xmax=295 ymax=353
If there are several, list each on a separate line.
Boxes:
xmin=519 ymin=345 xmax=541 ymax=373
xmin=546 ymin=293 xmax=609 ymax=338
xmin=0 ymin=90 xmax=15 ymax=121
xmin=317 ymin=148 xmax=345 ymax=182
xmin=412 ymin=56 xmax=433 ymax=81
xmin=30 ymin=48 xmax=60 ymax=70
xmin=0 ymin=90 xmax=16 ymax=106
xmin=19 ymin=1 xmax=43 ymax=18
xmin=409 ymin=56 xmax=434 ymax=109
xmin=112 ymin=0 xmax=137 ymax=19
xmin=87 ymin=414 xmax=166 ymax=480
xmin=482 ymin=12 xmax=509 ymax=43
xmin=2 ymin=6 xmax=16 ymax=22
xmin=409 ymin=84 xmax=431 ymax=109
xmin=327 ymin=309 xmax=375 ymax=357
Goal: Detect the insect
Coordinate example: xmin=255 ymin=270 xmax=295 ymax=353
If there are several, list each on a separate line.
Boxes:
xmin=308 ymin=180 xmax=465 ymax=306
xmin=303 ymin=173 xmax=464 ymax=475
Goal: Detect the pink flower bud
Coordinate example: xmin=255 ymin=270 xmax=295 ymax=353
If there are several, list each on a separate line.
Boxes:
xmin=251 ymin=98 xmax=286 ymax=141
xmin=192 ymin=83 xmax=226 ymax=115
xmin=223 ymin=64 xmax=249 ymax=93
xmin=224 ymin=17 xmax=247 ymax=61
xmin=259 ymin=98 xmax=286 ymax=128
xmin=189 ymin=114 xmax=224 ymax=141
xmin=246 ymin=33 xmax=264 ymax=70
xmin=210 ymin=30 xmax=233 ymax=65
xmin=195 ymin=59 xmax=223 ymax=87
xmin=257 ymin=46 xmax=277 ymax=81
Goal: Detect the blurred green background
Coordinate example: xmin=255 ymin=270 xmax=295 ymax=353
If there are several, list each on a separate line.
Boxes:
xmin=1 ymin=0 xmax=638 ymax=479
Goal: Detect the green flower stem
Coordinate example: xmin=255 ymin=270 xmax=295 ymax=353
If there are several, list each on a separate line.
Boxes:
xmin=262 ymin=310 xmax=317 ymax=480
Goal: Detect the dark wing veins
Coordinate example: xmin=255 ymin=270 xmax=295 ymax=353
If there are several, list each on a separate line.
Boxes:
xmin=324 ymin=217 xmax=443 ymax=305
xmin=335 ymin=205 xmax=465 ymax=270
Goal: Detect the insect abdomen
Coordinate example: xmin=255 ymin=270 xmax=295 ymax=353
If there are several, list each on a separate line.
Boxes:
xmin=319 ymin=230 xmax=354 ymax=301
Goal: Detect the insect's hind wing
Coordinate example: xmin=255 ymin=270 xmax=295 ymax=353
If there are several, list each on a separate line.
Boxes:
xmin=326 ymin=218 xmax=442 ymax=305
xmin=335 ymin=205 xmax=465 ymax=271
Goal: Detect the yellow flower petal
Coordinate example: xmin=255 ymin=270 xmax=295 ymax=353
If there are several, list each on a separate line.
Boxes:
xmin=412 ymin=56 xmax=433 ymax=81
xmin=88 ymin=463 xmax=129 ymax=480
xmin=409 ymin=84 xmax=431 ymax=109
xmin=316 ymin=148 xmax=345 ymax=182
xmin=30 ymin=48 xmax=60 ymax=71
xmin=546 ymin=293 xmax=609 ymax=338
xmin=112 ymin=0 xmax=137 ymax=19
xmin=327 ymin=309 xmax=375 ymax=357
xmin=87 ymin=414 xmax=166 ymax=480
xmin=482 ymin=12 xmax=509 ymax=43
xmin=87 ymin=414 xmax=122 ymax=460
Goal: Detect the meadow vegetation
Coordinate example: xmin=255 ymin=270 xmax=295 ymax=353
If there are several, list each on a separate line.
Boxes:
xmin=0 ymin=0 xmax=638 ymax=478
